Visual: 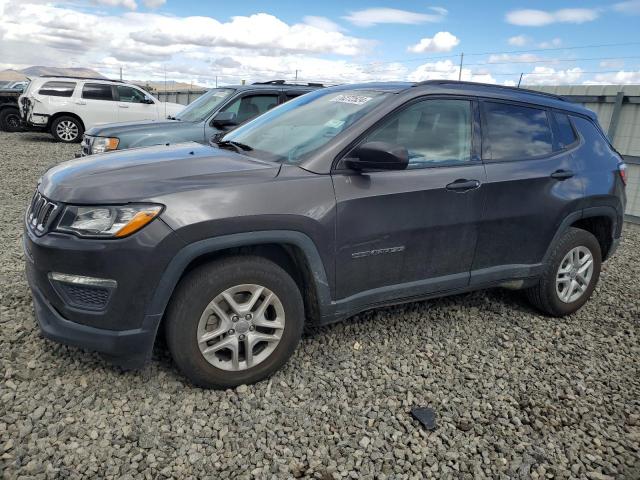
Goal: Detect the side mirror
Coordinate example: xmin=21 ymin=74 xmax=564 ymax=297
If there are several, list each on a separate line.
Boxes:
xmin=211 ymin=111 xmax=238 ymax=128
xmin=143 ymin=95 xmax=155 ymax=104
xmin=345 ymin=141 xmax=409 ymax=171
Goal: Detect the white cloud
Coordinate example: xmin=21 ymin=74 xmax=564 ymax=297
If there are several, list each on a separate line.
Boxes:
xmin=407 ymin=59 xmax=496 ymax=84
xmin=142 ymin=0 xmax=165 ymax=8
xmin=302 ymin=16 xmax=343 ymax=32
xmin=407 ymin=32 xmax=459 ymax=53
xmin=613 ymin=0 xmax=640 ymax=14
xmin=538 ymin=38 xmax=562 ymax=48
xmin=585 ymin=70 xmax=640 ymax=84
xmin=488 ymin=53 xmax=543 ymax=64
xmin=599 ymin=59 xmax=625 ymax=69
xmin=94 ymin=0 xmax=138 ymax=10
xmin=343 ymin=7 xmax=446 ymax=27
xmin=521 ymin=67 xmax=583 ymax=85
xmin=508 ymin=35 xmax=529 ymax=46
xmin=505 ymin=8 xmax=599 ymax=26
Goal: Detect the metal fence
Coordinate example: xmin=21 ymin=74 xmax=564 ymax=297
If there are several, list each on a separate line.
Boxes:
xmin=156 ymin=90 xmax=207 ymax=105
xmin=157 ymin=84 xmax=640 ymax=222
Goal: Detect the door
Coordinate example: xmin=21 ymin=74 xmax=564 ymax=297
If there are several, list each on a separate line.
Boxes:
xmin=205 ymin=92 xmax=280 ymax=141
xmin=78 ymin=83 xmax=118 ymax=129
xmin=115 ymin=85 xmax=157 ymax=122
xmin=471 ymin=100 xmax=584 ymax=283
xmin=332 ymin=98 xmax=486 ymax=300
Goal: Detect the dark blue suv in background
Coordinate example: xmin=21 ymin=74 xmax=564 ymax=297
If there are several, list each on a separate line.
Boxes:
xmin=25 ymin=80 xmax=627 ymax=388
xmin=79 ymin=80 xmax=323 ymax=155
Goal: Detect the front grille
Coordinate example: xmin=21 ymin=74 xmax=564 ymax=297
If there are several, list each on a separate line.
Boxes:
xmin=59 ymin=283 xmax=110 ymax=309
xmin=27 ymin=190 xmax=60 ymax=235
xmin=80 ymin=135 xmax=92 ymax=156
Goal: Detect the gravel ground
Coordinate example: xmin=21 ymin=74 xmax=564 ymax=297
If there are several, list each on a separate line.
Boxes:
xmin=1 ymin=130 xmax=639 ymax=479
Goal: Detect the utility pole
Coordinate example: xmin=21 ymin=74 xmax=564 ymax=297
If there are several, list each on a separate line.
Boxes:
xmin=517 ymin=73 xmax=523 ymax=88
xmin=215 ymin=76 xmax=218 ymax=88
xmin=295 ymin=69 xmax=299 ymax=81
xmin=458 ymin=53 xmax=464 ymax=81
xmin=119 ymin=66 xmax=122 ymax=81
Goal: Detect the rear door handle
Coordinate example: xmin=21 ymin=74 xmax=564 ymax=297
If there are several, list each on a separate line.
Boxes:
xmin=445 ymin=179 xmax=481 ymax=192
xmin=118 ymin=104 xmax=129 ymax=108
xmin=75 ymin=101 xmax=86 ymax=105
xmin=551 ymin=169 xmax=575 ymax=180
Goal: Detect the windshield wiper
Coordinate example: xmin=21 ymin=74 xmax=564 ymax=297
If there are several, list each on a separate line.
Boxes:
xmin=214 ymin=140 xmax=253 ymax=152
xmin=167 ymin=115 xmax=181 ymax=121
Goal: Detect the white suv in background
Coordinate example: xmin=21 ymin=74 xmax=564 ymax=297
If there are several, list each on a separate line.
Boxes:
xmin=19 ymin=76 xmax=184 ymax=143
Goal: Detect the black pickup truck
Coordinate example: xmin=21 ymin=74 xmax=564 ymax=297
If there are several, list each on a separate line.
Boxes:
xmin=0 ymin=88 xmax=23 ymax=132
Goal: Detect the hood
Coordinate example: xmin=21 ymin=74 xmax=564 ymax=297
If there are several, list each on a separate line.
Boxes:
xmin=85 ymin=118 xmax=190 ymax=137
xmin=40 ymin=142 xmax=280 ymax=204
xmin=162 ymin=102 xmax=184 ymax=115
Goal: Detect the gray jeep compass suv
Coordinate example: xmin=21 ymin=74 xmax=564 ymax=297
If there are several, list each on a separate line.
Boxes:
xmin=25 ymin=81 xmax=627 ymax=388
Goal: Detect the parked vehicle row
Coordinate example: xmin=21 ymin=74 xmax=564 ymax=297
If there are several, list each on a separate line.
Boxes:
xmin=80 ymin=80 xmax=322 ymax=155
xmin=18 ymin=76 xmax=184 ymax=142
xmin=23 ymin=80 xmax=626 ymax=389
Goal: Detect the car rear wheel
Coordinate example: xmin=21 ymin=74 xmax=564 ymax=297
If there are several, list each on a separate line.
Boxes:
xmin=51 ymin=116 xmax=83 ymax=143
xmin=165 ymin=256 xmax=304 ymax=389
xmin=526 ymin=227 xmax=602 ymax=316
xmin=0 ymin=107 xmax=22 ymax=132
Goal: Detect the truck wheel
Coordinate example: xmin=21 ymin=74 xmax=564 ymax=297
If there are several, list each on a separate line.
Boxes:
xmin=526 ymin=227 xmax=602 ymax=317
xmin=165 ymin=256 xmax=304 ymax=389
xmin=51 ymin=116 xmax=83 ymax=143
xmin=0 ymin=107 xmax=22 ymax=132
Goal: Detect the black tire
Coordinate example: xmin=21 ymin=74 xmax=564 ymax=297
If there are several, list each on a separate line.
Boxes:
xmin=0 ymin=107 xmax=22 ymax=132
xmin=526 ymin=227 xmax=602 ymax=316
xmin=165 ymin=256 xmax=304 ymax=389
xmin=50 ymin=115 xmax=83 ymax=143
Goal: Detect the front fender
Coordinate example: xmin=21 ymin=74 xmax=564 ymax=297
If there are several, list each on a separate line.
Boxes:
xmin=145 ymin=230 xmax=333 ymax=319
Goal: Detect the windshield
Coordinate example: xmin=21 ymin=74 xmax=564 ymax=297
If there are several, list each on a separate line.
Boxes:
xmin=176 ymin=88 xmax=235 ymax=122
xmin=221 ymin=89 xmax=390 ymax=164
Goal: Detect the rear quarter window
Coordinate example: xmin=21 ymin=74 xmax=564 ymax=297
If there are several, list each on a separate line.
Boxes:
xmin=482 ymin=101 xmax=553 ymax=161
xmin=553 ymin=112 xmax=578 ymax=149
xmin=38 ymin=81 xmax=76 ymax=97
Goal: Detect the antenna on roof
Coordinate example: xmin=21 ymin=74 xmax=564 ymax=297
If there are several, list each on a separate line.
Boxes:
xmin=517 ymin=73 xmax=523 ymax=88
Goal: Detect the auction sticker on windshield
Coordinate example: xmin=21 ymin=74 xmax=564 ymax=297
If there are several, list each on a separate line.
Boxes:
xmin=330 ymin=94 xmax=372 ymax=105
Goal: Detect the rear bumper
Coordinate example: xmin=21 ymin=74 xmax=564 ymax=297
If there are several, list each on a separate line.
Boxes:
xmin=29 ymin=281 xmax=160 ymax=368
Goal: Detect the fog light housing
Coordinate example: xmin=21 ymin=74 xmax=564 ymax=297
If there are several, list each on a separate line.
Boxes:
xmin=48 ymin=273 xmax=117 ymax=311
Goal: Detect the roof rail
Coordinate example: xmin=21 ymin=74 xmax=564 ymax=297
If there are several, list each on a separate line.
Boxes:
xmin=39 ymin=75 xmax=123 ymax=83
xmin=414 ymin=80 xmax=568 ymax=102
xmin=252 ymin=79 xmax=325 ymax=87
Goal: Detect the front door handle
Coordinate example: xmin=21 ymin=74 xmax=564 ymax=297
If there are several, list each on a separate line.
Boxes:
xmin=446 ymin=179 xmax=481 ymax=192
xmin=75 ymin=101 xmax=86 ymax=105
xmin=551 ymin=169 xmax=574 ymax=180
xmin=118 ymin=104 xmax=129 ymax=108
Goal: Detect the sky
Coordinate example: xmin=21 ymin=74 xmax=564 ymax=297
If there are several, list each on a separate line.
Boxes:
xmin=1 ymin=0 xmax=640 ymax=87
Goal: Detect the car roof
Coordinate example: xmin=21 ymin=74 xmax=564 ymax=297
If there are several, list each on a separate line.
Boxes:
xmin=316 ymin=80 xmax=593 ymax=117
xmin=223 ymin=82 xmax=323 ymax=91
xmin=411 ymin=80 xmax=595 ymax=117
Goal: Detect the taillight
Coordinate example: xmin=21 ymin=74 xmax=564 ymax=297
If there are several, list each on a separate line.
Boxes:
xmin=618 ymin=163 xmax=627 ymax=186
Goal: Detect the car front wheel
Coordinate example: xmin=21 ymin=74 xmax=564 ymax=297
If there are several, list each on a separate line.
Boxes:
xmin=165 ymin=256 xmax=304 ymax=389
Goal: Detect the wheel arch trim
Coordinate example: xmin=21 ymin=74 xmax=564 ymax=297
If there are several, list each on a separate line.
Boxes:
xmin=146 ymin=230 xmax=333 ymax=318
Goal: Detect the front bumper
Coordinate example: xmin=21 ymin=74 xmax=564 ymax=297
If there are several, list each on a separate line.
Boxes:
xmin=28 ymin=280 xmax=161 ymax=368
xmin=24 ymin=216 xmax=184 ymax=368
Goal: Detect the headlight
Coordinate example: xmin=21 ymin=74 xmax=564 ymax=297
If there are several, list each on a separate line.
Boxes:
xmin=56 ymin=204 xmax=163 ymax=238
xmin=91 ymin=137 xmax=119 ymax=154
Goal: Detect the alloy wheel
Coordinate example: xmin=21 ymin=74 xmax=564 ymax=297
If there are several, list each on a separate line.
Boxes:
xmin=56 ymin=120 xmax=79 ymax=141
xmin=555 ymin=246 xmax=594 ymax=303
xmin=197 ymin=284 xmax=285 ymax=371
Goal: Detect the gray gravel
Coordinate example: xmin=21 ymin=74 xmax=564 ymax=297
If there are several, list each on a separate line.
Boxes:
xmin=1 ymin=130 xmax=639 ymax=479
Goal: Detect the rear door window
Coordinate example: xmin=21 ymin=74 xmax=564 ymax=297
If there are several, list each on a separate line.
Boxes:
xmin=553 ymin=112 xmax=578 ymax=149
xmin=222 ymin=94 xmax=279 ymax=123
xmin=482 ymin=102 xmax=553 ymax=160
xmin=38 ymin=81 xmax=76 ymax=97
xmin=82 ymin=83 xmax=114 ymax=101
xmin=116 ymin=86 xmax=148 ymax=103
